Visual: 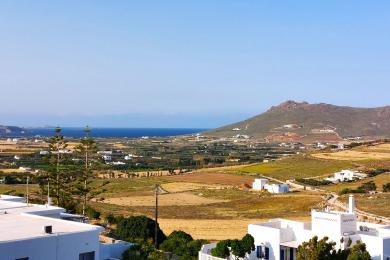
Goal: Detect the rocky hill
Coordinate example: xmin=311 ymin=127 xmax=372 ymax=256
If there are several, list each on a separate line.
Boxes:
xmin=205 ymin=101 xmax=390 ymax=143
xmin=0 ymin=125 xmax=24 ymax=135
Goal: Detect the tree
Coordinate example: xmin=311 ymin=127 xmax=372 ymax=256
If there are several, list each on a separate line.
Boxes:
xmin=297 ymin=237 xmax=371 ymax=260
xmin=159 ymin=230 xmax=207 ymax=259
xmin=297 ymin=236 xmax=337 ymax=260
xmin=230 ymin=239 xmax=246 ymax=259
xmin=211 ymin=240 xmax=231 ymax=258
xmin=116 ymin=216 xmax=166 ymax=246
xmin=75 ymin=126 xmax=97 ymax=215
xmin=210 ymin=234 xmax=255 ymax=259
xmin=241 ymin=234 xmax=255 ymax=255
xmin=46 ymin=127 xmax=71 ymax=206
xmin=347 ymin=241 xmax=371 ymax=260
xmin=160 ymin=230 xmax=193 ymax=256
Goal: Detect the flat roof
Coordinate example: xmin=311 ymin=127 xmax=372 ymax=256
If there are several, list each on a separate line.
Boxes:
xmin=0 ymin=200 xmax=65 ymax=215
xmin=0 ymin=213 xmax=102 ymax=242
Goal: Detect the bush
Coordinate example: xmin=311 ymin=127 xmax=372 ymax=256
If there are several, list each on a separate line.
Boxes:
xmin=211 ymin=234 xmax=255 ymax=258
xmin=383 ymin=182 xmax=390 ymax=192
xmin=339 ymin=188 xmax=365 ymax=195
xmin=160 ymin=230 xmax=208 ymax=258
xmin=116 ymin=216 xmax=166 ymax=246
xmin=85 ymin=207 xmax=101 ymax=219
xmin=296 ymin=178 xmax=332 ymax=186
xmin=105 ymin=213 xmax=116 ymax=225
xmin=358 ymin=181 xmax=377 ymax=192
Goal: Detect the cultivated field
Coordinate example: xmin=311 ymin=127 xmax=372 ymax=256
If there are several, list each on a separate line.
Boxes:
xmin=102 ymin=192 xmax=227 ymax=207
xmin=162 ymin=171 xmax=255 ymax=186
xmin=312 ymin=142 xmax=390 ymax=161
xmin=161 ymin=182 xmax=224 ymax=193
xmin=238 ymin=155 xmax=355 ymax=180
xmin=158 ymin=219 xmax=266 ymax=240
xmin=312 ymin=150 xmax=390 ymax=161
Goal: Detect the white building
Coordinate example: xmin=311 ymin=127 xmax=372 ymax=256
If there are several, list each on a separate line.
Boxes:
xmin=0 ymin=195 xmax=131 ymax=260
xmin=199 ymin=195 xmax=390 ymax=260
xmin=252 ymin=179 xmax=289 ymax=194
xmin=325 ymin=170 xmax=367 ymax=182
xmin=252 ymin=179 xmax=269 ymax=190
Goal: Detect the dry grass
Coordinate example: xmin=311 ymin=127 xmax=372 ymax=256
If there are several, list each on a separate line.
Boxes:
xmin=339 ymin=193 xmax=390 ymax=217
xmin=312 ymin=150 xmax=390 ymax=161
xmin=162 ymin=171 xmax=255 ymax=186
xmin=161 ymin=182 xmax=224 ymax=193
xmin=158 ymin=219 xmax=266 ymax=240
xmin=0 ymin=168 xmax=30 ymax=173
xmin=102 ymin=192 xmax=227 ymax=207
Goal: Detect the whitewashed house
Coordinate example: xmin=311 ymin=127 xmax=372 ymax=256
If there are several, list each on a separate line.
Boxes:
xmin=325 ymin=170 xmax=367 ymax=182
xmin=252 ymin=179 xmax=269 ymax=190
xmin=0 ymin=195 xmax=131 ymax=260
xmin=252 ymin=179 xmax=289 ymax=194
xmin=199 ymin=195 xmax=390 ymax=260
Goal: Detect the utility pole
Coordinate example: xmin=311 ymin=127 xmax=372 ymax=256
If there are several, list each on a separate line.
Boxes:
xmin=26 ymin=176 xmax=29 ymax=205
xmin=155 ymin=184 xmax=159 ymax=249
xmin=83 ymin=126 xmax=90 ymax=216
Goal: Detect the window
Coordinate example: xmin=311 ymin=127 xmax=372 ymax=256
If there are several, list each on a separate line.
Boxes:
xmin=289 ymin=248 xmax=294 ymax=260
xmin=256 ymin=245 xmax=262 ymax=258
xmin=280 ymin=249 xmax=285 ymax=260
xmin=79 ymin=251 xmax=95 ymax=260
xmin=264 ymin=247 xmax=270 ymax=260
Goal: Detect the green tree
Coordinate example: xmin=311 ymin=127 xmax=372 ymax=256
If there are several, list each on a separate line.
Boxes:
xmin=211 ymin=240 xmax=231 ymax=258
xmin=297 ymin=236 xmax=337 ymax=260
xmin=75 ymin=126 xmax=97 ymax=215
xmin=347 ymin=241 xmax=371 ymax=260
xmin=46 ymin=127 xmax=71 ymax=206
xmin=230 ymin=239 xmax=246 ymax=259
xmin=241 ymin=234 xmax=255 ymax=255
xmin=116 ymin=216 xmax=166 ymax=246
xmin=160 ymin=230 xmax=193 ymax=256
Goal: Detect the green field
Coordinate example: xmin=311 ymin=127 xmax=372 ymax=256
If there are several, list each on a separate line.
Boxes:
xmin=238 ymin=155 xmax=356 ymax=181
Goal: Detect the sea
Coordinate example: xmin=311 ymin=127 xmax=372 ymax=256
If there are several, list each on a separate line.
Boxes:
xmin=1 ymin=127 xmax=207 ymax=138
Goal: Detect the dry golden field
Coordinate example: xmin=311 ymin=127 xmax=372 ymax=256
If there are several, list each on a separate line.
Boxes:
xmin=102 ymin=192 xmax=227 ymax=207
xmin=162 ymin=171 xmax=255 ymax=186
xmin=161 ymin=182 xmax=225 ymax=193
xmin=158 ymin=219 xmax=264 ymax=240
xmin=312 ymin=150 xmax=390 ymax=161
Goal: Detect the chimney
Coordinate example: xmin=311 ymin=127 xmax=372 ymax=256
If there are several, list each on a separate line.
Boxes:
xmin=348 ymin=195 xmax=355 ymax=213
xmin=43 ymin=225 xmax=52 ymax=234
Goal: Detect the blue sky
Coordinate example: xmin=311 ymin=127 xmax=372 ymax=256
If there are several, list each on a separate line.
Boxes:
xmin=0 ymin=1 xmax=389 ymax=128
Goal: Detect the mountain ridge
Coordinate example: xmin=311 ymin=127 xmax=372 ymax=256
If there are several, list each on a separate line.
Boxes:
xmin=205 ymin=101 xmax=390 ymax=143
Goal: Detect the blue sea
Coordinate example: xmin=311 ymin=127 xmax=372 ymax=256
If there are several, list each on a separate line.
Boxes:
xmin=2 ymin=127 xmax=207 ymax=138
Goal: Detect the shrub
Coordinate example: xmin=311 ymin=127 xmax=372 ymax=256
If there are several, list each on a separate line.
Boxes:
xmin=296 ymin=178 xmax=332 ymax=186
xmin=116 ymin=216 xmax=166 ymax=246
xmin=85 ymin=207 xmax=101 ymax=219
xmin=383 ymin=182 xmax=390 ymax=192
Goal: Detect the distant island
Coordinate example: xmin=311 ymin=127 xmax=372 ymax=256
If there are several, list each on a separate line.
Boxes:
xmin=205 ymin=100 xmax=390 ymax=143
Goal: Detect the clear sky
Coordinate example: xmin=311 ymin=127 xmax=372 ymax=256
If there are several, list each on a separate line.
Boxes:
xmin=0 ymin=1 xmax=389 ymax=128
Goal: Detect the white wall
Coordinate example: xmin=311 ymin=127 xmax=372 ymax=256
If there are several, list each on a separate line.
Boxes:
xmin=248 ymin=224 xmax=281 ymax=260
xmin=0 ymin=230 xmax=101 ymax=260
